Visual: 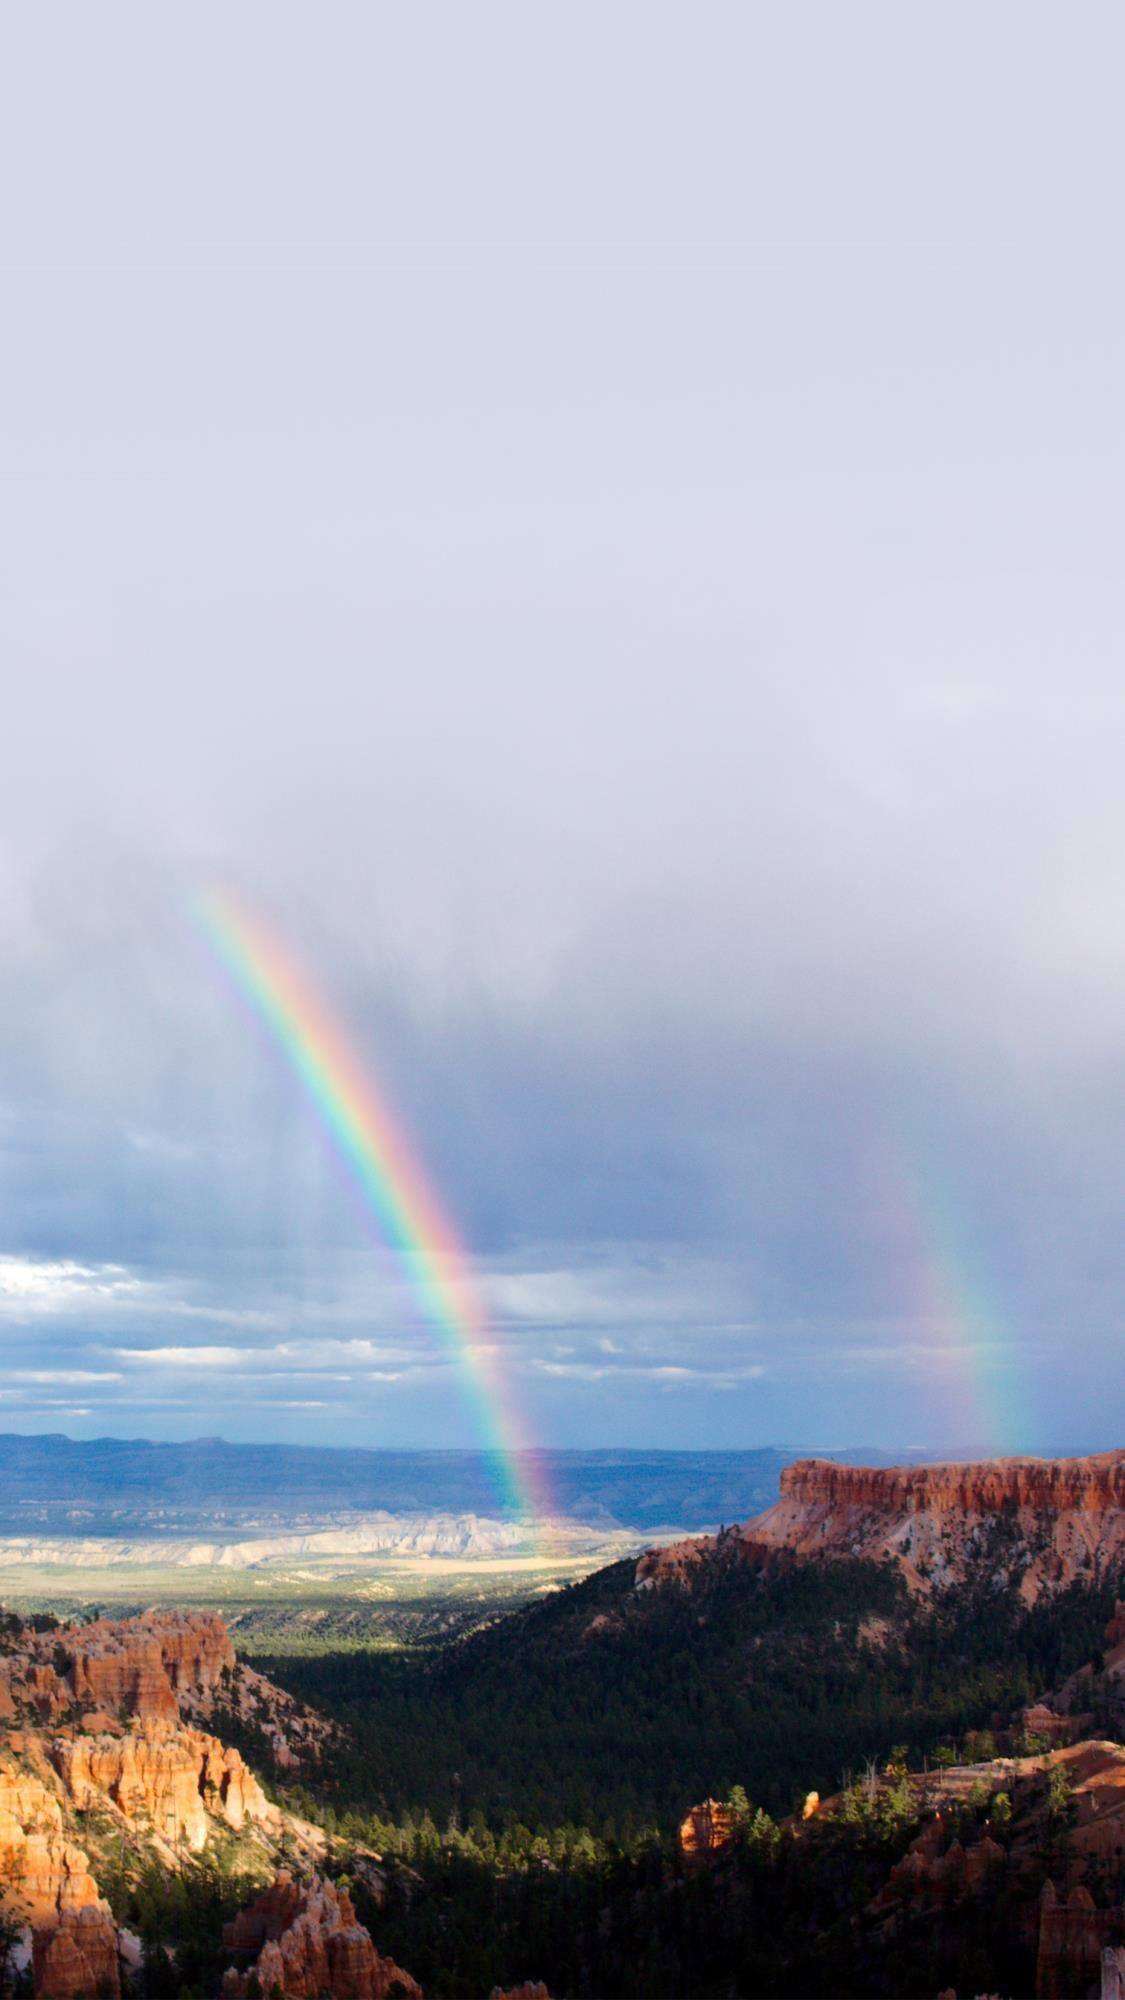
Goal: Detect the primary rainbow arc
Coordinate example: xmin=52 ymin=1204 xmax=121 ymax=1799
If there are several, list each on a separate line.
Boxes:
xmin=196 ymin=888 xmax=551 ymax=1531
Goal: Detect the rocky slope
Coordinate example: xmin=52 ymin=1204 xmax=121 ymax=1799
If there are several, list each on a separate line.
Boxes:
xmin=636 ymin=1449 xmax=1125 ymax=1601
xmin=832 ymin=1731 xmax=1125 ymax=1996
xmin=0 ymin=1607 xmax=333 ymax=1769
xmin=0 ymin=1608 xmax=339 ymax=2000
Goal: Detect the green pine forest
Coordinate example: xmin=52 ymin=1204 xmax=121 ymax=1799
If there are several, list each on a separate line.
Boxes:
xmin=202 ymin=1545 xmax=1122 ymax=1998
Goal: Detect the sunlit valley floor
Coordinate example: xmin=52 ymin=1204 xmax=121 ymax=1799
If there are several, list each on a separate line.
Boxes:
xmin=0 ymin=1546 xmax=642 ymax=1656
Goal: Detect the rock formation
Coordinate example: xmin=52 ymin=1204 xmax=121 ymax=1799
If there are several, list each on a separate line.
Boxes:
xmin=0 ymin=1610 xmax=236 ymax=1726
xmin=221 ymin=1873 xmax=420 ymax=2000
xmin=72 ymin=1609 xmax=234 ymax=1718
xmin=222 ymin=1871 xmax=310 ymax=1955
xmin=677 ymin=1799 xmax=735 ymax=1858
xmin=0 ymin=1608 xmax=331 ymax=1770
xmin=0 ymin=1753 xmax=119 ymax=1999
xmin=0 ymin=1756 xmax=106 ymax=1926
xmin=51 ymin=1718 xmax=268 ymax=1849
xmin=873 ymin=1822 xmax=1005 ymax=1910
xmin=1036 ymin=1881 xmax=1113 ymax=2000
xmin=32 ymin=1906 xmax=120 ymax=2000
xmin=636 ymin=1450 xmax=1125 ymax=1600
xmin=784 ymin=1738 xmax=1125 ymax=1996
xmin=1103 ymin=1944 xmax=1125 ymax=2000
xmin=0 ymin=1607 xmax=337 ymax=2000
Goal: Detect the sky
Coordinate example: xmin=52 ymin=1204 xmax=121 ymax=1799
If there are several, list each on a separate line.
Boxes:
xmin=1 ymin=7 xmax=1124 ymax=1458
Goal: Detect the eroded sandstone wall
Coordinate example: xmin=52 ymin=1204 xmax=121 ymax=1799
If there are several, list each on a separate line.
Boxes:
xmin=222 ymin=1874 xmax=421 ymax=2000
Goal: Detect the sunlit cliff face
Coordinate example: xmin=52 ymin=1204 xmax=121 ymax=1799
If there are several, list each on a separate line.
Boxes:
xmin=635 ymin=1450 xmax=1125 ymax=1603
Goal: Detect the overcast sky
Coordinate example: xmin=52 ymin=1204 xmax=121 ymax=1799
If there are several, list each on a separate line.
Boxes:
xmin=1 ymin=7 xmax=1123 ymax=1458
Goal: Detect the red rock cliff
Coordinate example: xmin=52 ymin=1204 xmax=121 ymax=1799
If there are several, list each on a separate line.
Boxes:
xmin=0 ymin=1611 xmax=236 ymax=1727
xmin=65 ymin=1609 xmax=235 ymax=1721
xmin=636 ymin=1450 xmax=1125 ymax=1601
xmin=0 ymin=1608 xmax=329 ymax=1776
xmin=778 ymin=1452 xmax=1125 ymax=1516
xmin=51 ymin=1718 xmax=269 ymax=1850
xmin=0 ymin=1758 xmax=105 ymax=1926
xmin=0 ymin=1755 xmax=120 ymax=2000
xmin=0 ymin=1719 xmax=279 ymax=1998
xmin=678 ymin=1800 xmax=735 ymax=1858
xmin=32 ymin=1907 xmax=120 ymax=2000
xmin=0 ymin=1608 xmax=333 ymax=2000
xmin=1035 ymin=1881 xmax=1113 ymax=2000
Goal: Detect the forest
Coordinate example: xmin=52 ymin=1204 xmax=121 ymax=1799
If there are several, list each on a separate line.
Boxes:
xmin=198 ymin=1550 xmax=1123 ymax=1996
xmin=257 ymin=1549 xmax=1116 ymax=1828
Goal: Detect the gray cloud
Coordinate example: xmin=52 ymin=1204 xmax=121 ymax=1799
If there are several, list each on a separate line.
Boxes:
xmin=0 ymin=11 xmax=1123 ymax=1453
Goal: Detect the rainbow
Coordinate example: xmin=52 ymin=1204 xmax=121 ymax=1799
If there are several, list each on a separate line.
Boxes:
xmin=874 ymin=1129 xmax=1031 ymax=1456
xmin=195 ymin=887 xmax=553 ymax=1534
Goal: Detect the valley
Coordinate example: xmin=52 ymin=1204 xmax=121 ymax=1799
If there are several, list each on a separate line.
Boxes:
xmin=0 ymin=1552 xmax=615 ymax=1657
xmin=2 ymin=1444 xmax=1124 ymax=1997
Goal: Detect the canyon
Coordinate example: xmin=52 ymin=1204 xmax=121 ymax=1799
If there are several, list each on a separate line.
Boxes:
xmin=5 ymin=1450 xmax=1125 ymax=1998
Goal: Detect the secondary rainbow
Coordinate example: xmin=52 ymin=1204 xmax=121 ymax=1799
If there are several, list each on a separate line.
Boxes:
xmin=874 ymin=1124 xmax=1031 ymax=1456
xmin=195 ymin=887 xmax=553 ymax=1532
xmin=901 ymin=1154 xmax=1030 ymax=1458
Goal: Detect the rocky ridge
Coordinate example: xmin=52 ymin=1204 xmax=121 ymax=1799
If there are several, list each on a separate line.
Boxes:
xmin=0 ymin=1513 xmax=642 ymax=1569
xmin=851 ymin=1738 xmax=1125 ymax=1998
xmin=636 ymin=1449 xmax=1125 ymax=1601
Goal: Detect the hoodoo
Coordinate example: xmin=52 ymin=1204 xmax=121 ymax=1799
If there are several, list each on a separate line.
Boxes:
xmin=221 ymin=1873 xmax=421 ymax=2000
xmin=0 ymin=1607 xmax=339 ymax=2000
